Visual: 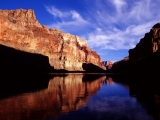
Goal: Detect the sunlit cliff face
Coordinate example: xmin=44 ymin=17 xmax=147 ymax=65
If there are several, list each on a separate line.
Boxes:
xmin=0 ymin=9 xmax=105 ymax=71
xmin=0 ymin=74 xmax=106 ymax=120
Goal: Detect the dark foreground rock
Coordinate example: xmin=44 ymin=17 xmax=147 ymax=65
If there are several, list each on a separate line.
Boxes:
xmin=109 ymin=23 xmax=160 ymax=73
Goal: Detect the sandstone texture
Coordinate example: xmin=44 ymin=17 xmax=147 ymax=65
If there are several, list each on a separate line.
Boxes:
xmin=0 ymin=9 xmax=105 ymax=71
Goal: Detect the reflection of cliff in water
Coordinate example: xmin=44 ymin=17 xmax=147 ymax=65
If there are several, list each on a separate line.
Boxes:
xmin=110 ymin=75 xmax=160 ymax=120
xmin=0 ymin=74 xmax=106 ymax=120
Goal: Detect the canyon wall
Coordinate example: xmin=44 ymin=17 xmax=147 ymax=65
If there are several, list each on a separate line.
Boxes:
xmin=129 ymin=23 xmax=160 ymax=61
xmin=0 ymin=44 xmax=54 ymax=73
xmin=110 ymin=23 xmax=160 ymax=72
xmin=0 ymin=9 xmax=105 ymax=71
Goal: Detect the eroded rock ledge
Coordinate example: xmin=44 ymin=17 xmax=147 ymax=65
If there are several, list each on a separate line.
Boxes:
xmin=0 ymin=9 xmax=105 ymax=71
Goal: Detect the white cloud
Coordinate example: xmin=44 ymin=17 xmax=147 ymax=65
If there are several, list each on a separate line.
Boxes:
xmin=83 ymin=0 xmax=160 ymax=50
xmin=85 ymin=22 xmax=154 ymax=50
xmin=127 ymin=0 xmax=152 ymax=21
xmin=45 ymin=6 xmax=88 ymax=31
xmin=45 ymin=0 xmax=160 ymax=61
xmin=109 ymin=0 xmax=127 ymax=13
xmin=45 ymin=6 xmax=69 ymax=18
xmin=126 ymin=21 xmax=156 ymax=36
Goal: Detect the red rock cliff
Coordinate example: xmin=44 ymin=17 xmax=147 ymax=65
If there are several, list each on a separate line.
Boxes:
xmin=0 ymin=9 xmax=105 ymax=71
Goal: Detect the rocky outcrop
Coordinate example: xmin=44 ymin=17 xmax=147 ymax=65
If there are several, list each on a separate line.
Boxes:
xmin=109 ymin=23 xmax=160 ymax=73
xmin=0 ymin=74 xmax=106 ymax=120
xmin=111 ymin=56 xmax=129 ymax=70
xmin=0 ymin=9 xmax=105 ymax=71
xmin=102 ymin=61 xmax=113 ymax=69
xmin=129 ymin=23 xmax=160 ymax=61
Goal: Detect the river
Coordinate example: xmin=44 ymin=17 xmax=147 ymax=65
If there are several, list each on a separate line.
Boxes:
xmin=0 ymin=73 xmax=159 ymax=120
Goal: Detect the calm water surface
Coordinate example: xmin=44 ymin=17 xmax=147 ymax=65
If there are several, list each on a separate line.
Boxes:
xmin=0 ymin=73 xmax=159 ymax=120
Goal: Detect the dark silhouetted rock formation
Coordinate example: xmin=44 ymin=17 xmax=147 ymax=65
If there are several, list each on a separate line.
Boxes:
xmin=109 ymin=23 xmax=160 ymax=73
xmin=0 ymin=44 xmax=54 ymax=73
xmin=129 ymin=23 xmax=160 ymax=61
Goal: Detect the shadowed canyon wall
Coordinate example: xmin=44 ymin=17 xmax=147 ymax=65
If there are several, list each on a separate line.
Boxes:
xmin=129 ymin=23 xmax=160 ymax=61
xmin=0 ymin=74 xmax=106 ymax=120
xmin=0 ymin=44 xmax=54 ymax=73
xmin=110 ymin=23 xmax=160 ymax=73
xmin=0 ymin=9 xmax=105 ymax=71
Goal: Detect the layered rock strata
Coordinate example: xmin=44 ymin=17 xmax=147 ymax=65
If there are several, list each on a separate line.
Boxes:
xmin=0 ymin=9 xmax=105 ymax=71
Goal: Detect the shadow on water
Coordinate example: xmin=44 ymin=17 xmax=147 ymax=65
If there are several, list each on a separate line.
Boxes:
xmin=82 ymin=73 xmax=106 ymax=82
xmin=110 ymin=74 xmax=160 ymax=120
xmin=0 ymin=73 xmax=160 ymax=120
xmin=0 ymin=73 xmax=105 ymax=120
xmin=0 ymin=73 xmax=53 ymax=99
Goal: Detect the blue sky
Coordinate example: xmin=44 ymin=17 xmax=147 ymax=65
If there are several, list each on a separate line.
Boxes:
xmin=1 ymin=0 xmax=160 ymax=62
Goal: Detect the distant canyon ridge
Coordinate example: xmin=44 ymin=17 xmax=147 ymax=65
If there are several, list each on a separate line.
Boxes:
xmin=0 ymin=9 xmax=105 ymax=72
